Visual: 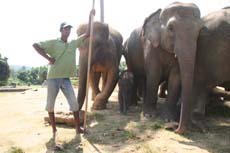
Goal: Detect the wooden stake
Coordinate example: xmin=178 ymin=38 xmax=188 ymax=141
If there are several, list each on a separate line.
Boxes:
xmin=100 ymin=0 xmax=104 ymax=23
xmin=83 ymin=0 xmax=95 ymax=132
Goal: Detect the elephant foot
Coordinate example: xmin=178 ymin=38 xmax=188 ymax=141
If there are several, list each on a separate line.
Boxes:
xmin=175 ymin=126 xmax=186 ymax=134
xmin=143 ymin=105 xmax=157 ymax=119
xmin=119 ymin=106 xmax=128 ymax=115
xmin=143 ymin=111 xmax=157 ymax=119
xmin=189 ymin=122 xmax=207 ymax=133
xmin=165 ymin=122 xmax=178 ymax=131
xmin=190 ymin=112 xmax=208 ymax=132
xmin=92 ymin=102 xmax=107 ymax=110
xmin=161 ymin=108 xmax=180 ymax=122
xmin=190 ymin=118 xmax=208 ymax=133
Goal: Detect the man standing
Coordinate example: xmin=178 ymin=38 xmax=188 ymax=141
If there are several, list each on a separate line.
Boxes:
xmin=33 ymin=9 xmax=95 ymax=138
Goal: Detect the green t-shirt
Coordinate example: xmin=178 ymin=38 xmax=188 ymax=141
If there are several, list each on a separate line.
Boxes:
xmin=38 ymin=35 xmax=85 ymax=79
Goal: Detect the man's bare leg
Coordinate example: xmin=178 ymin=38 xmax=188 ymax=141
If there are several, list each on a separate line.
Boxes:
xmin=73 ymin=111 xmax=84 ymax=134
xmin=48 ymin=112 xmax=57 ymax=139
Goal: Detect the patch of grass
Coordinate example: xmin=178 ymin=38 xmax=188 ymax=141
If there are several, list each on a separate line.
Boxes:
xmin=123 ymin=130 xmax=137 ymax=139
xmin=137 ymin=120 xmax=164 ymax=131
xmin=55 ymin=138 xmax=83 ymax=153
xmin=88 ymin=112 xmax=105 ymax=121
xmin=5 ymin=146 xmax=25 ymax=153
xmin=149 ymin=121 xmax=164 ymax=130
xmin=137 ymin=143 xmax=162 ymax=153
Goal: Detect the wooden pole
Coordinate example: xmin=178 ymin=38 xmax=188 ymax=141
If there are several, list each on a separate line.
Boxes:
xmin=83 ymin=0 xmax=95 ymax=132
xmin=100 ymin=0 xmax=104 ymax=23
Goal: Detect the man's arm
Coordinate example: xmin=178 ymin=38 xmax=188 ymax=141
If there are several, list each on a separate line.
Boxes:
xmin=32 ymin=43 xmax=55 ymax=64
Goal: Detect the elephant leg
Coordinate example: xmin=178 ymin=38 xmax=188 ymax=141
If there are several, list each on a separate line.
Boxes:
xmin=92 ymin=69 xmax=119 ymax=110
xmin=101 ymin=72 xmax=107 ymax=91
xmin=136 ymin=78 xmax=144 ymax=101
xmin=118 ymin=87 xmax=124 ymax=113
xmin=164 ymin=69 xmax=181 ymax=122
xmin=143 ymin=74 xmax=160 ymax=118
xmin=122 ymin=91 xmax=128 ymax=115
xmin=191 ymin=89 xmax=209 ymax=132
xmin=90 ymin=72 xmax=101 ymax=101
xmin=130 ymin=76 xmax=138 ymax=106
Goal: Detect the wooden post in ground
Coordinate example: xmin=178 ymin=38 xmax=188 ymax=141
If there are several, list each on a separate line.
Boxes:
xmin=83 ymin=0 xmax=95 ymax=132
xmin=100 ymin=0 xmax=104 ymax=23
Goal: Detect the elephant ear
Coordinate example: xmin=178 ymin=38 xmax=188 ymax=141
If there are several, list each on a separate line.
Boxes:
xmin=141 ymin=9 xmax=162 ymax=48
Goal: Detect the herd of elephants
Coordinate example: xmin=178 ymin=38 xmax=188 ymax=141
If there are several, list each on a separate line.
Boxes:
xmin=75 ymin=2 xmax=230 ymax=134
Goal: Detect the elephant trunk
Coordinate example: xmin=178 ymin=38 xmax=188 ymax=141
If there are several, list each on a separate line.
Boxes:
xmin=174 ymin=24 xmax=201 ymax=133
xmin=77 ymin=49 xmax=88 ymax=110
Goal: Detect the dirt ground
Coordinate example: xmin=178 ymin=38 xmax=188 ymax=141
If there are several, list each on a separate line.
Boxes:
xmin=0 ymin=86 xmax=230 ymax=153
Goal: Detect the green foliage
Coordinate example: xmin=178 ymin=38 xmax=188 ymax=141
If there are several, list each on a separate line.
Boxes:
xmin=22 ymin=66 xmax=46 ymax=85
xmin=70 ymin=77 xmax=78 ymax=87
xmin=123 ymin=130 xmax=137 ymax=139
xmin=0 ymin=54 xmax=10 ymax=86
xmin=149 ymin=121 xmax=164 ymax=130
xmin=119 ymin=60 xmax=127 ymax=71
xmin=10 ymin=66 xmax=48 ymax=86
xmin=6 ymin=146 xmax=25 ymax=153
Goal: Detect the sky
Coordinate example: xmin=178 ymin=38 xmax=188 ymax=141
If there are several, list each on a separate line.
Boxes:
xmin=0 ymin=0 xmax=229 ymax=67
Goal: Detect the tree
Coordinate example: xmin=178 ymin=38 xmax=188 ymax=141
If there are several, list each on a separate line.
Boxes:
xmin=38 ymin=66 xmax=47 ymax=82
xmin=16 ymin=68 xmax=28 ymax=83
xmin=0 ymin=54 xmax=10 ymax=86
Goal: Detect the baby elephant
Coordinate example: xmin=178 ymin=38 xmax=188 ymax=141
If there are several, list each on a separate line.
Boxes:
xmin=118 ymin=70 xmax=134 ymax=114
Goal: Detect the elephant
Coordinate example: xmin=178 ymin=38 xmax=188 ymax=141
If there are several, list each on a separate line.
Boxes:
xmin=123 ymin=34 xmax=145 ymax=106
xmin=76 ymin=21 xmax=123 ymax=110
xmin=125 ymin=27 xmax=181 ymax=121
xmin=142 ymin=2 xmax=230 ymax=133
xmin=118 ymin=70 xmax=134 ymax=114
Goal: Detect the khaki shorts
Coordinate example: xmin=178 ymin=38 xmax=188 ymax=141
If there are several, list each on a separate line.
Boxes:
xmin=46 ymin=78 xmax=79 ymax=112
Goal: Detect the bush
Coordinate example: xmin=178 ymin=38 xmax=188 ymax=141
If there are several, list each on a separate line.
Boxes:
xmin=0 ymin=56 xmax=10 ymax=86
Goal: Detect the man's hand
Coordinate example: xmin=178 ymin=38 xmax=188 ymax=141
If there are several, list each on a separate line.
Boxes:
xmin=48 ymin=58 xmax=55 ymax=65
xmin=90 ymin=9 xmax=96 ymax=16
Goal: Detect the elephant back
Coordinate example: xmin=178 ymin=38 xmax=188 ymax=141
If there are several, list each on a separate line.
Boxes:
xmin=122 ymin=38 xmax=129 ymax=63
xmin=108 ymin=26 xmax=123 ymax=63
xmin=126 ymin=27 xmax=145 ymax=76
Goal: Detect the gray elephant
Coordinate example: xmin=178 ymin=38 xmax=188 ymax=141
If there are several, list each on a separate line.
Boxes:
xmin=118 ymin=70 xmax=134 ymax=114
xmin=123 ymin=31 xmax=145 ymax=106
xmin=143 ymin=2 xmax=230 ymax=133
xmin=76 ymin=21 xmax=123 ymax=110
xmin=125 ymin=26 xmax=181 ymax=121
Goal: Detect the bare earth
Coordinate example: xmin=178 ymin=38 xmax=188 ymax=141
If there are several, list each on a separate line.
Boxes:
xmin=0 ymin=87 xmax=230 ymax=153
